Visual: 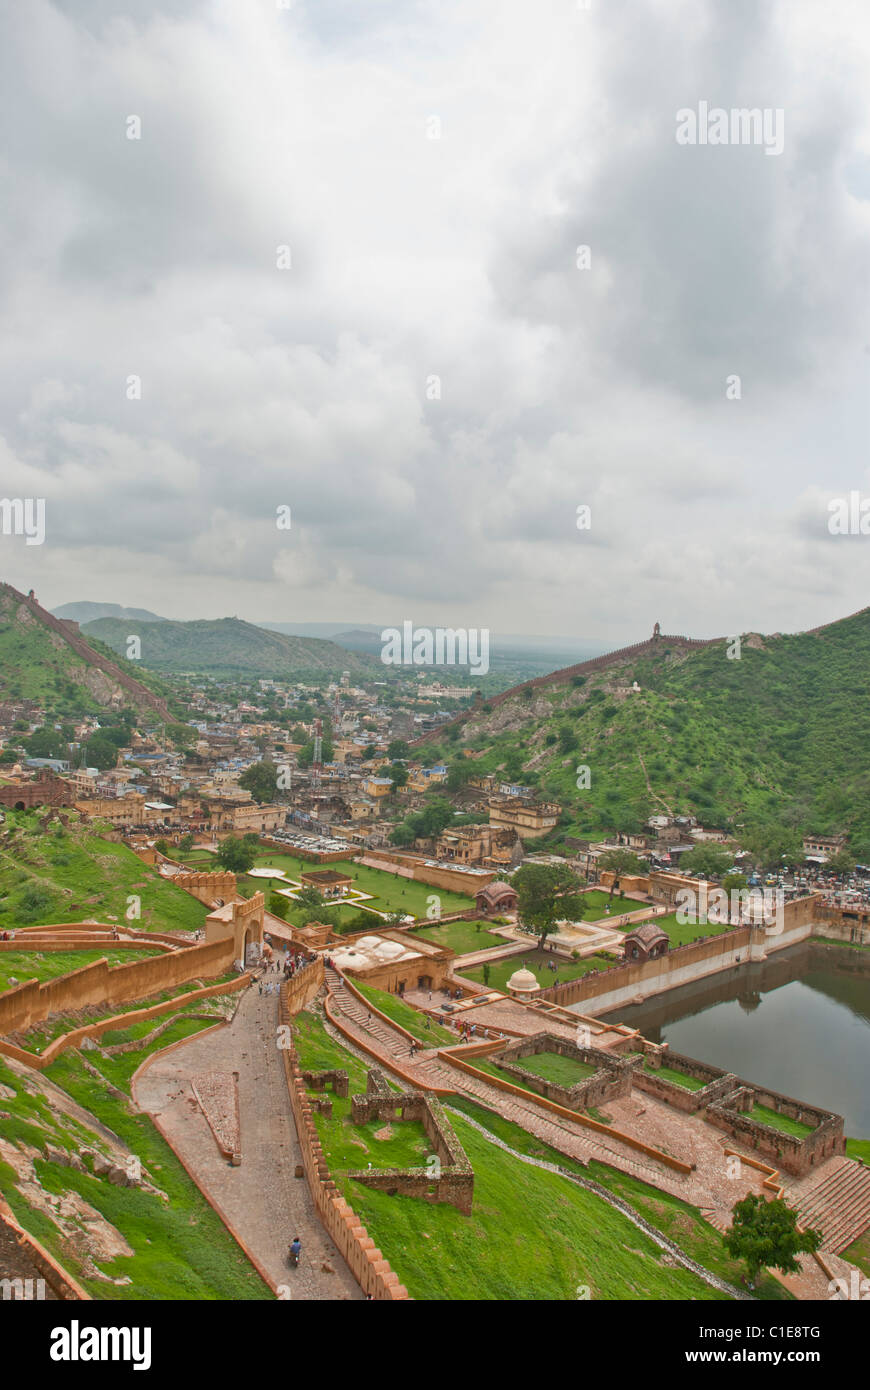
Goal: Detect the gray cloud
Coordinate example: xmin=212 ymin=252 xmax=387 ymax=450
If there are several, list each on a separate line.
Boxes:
xmin=1 ymin=0 xmax=869 ymax=643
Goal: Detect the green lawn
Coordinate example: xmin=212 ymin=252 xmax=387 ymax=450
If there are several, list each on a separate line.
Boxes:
xmin=461 ymin=949 xmax=613 ymax=992
xmin=0 ymin=1014 xmax=271 ymax=1300
xmin=512 ymin=1052 xmax=599 ymax=1087
xmin=411 ymin=921 xmax=507 ymax=955
xmin=581 ymin=890 xmax=647 ymax=920
xmin=291 ymin=1010 xmax=726 ymax=1300
xmin=0 ymin=810 xmax=207 ymax=934
xmin=350 ymin=981 xmax=456 ymax=1047
xmin=445 ymin=1096 xmax=792 ymax=1301
xmin=250 ymin=852 xmax=474 ymax=919
xmin=748 ymin=1104 xmax=815 ymax=1139
xmin=841 ymin=1227 xmax=870 ymax=1279
xmin=0 ymin=947 xmax=155 ymax=992
xmin=644 ymin=1064 xmax=707 ymax=1092
xmin=846 ymin=1138 xmax=870 ymax=1164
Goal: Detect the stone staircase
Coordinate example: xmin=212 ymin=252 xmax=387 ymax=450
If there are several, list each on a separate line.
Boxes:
xmin=787 ymin=1158 xmax=870 ymax=1254
xmin=324 ymin=968 xmax=688 ymax=1188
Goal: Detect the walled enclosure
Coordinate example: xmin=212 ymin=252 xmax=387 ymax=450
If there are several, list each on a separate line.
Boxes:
xmin=495 ymin=1033 xmax=641 ymax=1110
xmin=348 ymin=1068 xmax=474 ymax=1214
xmin=705 ymin=1084 xmax=845 ymax=1177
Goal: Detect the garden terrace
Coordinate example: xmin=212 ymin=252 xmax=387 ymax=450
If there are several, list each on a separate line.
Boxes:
xmin=630 ymin=1051 xmax=737 ymax=1114
xmin=248 ymin=851 xmax=475 ymax=918
xmin=706 ymin=1083 xmax=844 ymax=1177
xmin=494 ymin=1033 xmax=641 ymax=1111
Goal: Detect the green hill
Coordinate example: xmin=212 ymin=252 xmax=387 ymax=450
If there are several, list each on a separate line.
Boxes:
xmin=419 ymin=609 xmax=870 ymax=859
xmin=0 ymin=809 xmax=207 ymax=934
xmin=0 ymin=583 xmax=171 ymax=717
xmin=82 ymin=615 xmax=375 ymax=679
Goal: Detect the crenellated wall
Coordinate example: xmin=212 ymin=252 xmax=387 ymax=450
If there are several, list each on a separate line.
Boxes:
xmin=0 ymin=936 xmax=235 ymax=1036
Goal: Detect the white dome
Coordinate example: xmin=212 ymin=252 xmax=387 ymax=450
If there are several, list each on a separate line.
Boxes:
xmin=507 ymin=967 xmax=540 ymax=995
xmin=374 ymin=941 xmax=406 ymax=960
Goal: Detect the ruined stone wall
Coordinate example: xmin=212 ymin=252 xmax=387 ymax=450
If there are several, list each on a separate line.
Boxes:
xmin=632 ymin=1053 xmax=737 ymax=1115
xmin=706 ymin=1084 xmax=844 ymax=1176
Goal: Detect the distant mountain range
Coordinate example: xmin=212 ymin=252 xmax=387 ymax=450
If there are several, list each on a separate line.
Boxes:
xmin=53 ymin=601 xmax=167 ymax=625
xmin=81 ymin=615 xmax=374 ymax=678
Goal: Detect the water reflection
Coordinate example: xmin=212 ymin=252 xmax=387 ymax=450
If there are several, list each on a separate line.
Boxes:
xmin=603 ymin=945 xmax=870 ymax=1136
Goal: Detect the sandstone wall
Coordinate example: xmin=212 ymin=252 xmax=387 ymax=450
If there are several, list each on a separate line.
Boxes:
xmin=0 ymin=937 xmax=235 ymax=1035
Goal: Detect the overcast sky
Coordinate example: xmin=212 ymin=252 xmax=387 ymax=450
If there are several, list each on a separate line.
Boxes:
xmin=1 ymin=0 xmax=869 ymax=645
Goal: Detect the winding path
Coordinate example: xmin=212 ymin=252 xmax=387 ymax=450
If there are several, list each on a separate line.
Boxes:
xmin=132 ymin=977 xmax=361 ymax=1301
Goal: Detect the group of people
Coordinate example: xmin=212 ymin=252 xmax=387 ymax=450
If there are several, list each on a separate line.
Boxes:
xmin=257 ymin=941 xmax=318 ymax=995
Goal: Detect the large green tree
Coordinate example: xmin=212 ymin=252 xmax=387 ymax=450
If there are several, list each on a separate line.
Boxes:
xmin=597 ymin=848 xmax=645 ymax=899
xmin=724 ymin=1195 xmax=821 ymax=1288
xmin=513 ymin=862 xmax=584 ymax=947
xmin=215 ymin=835 xmax=258 ymax=874
xmin=679 ymin=844 xmax=734 ymax=879
xmin=238 ymin=760 xmax=279 ymax=804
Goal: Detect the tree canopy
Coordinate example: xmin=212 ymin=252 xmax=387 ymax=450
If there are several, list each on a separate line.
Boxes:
xmin=724 ymin=1194 xmax=821 ymax=1286
xmin=512 ymin=862 xmax=585 ymax=945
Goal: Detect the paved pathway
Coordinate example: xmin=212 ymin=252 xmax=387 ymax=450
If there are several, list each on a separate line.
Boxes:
xmin=132 ymin=977 xmax=361 ymax=1301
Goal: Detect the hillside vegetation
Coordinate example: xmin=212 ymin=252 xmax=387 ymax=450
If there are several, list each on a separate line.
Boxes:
xmin=0 ymin=586 xmax=172 ymax=715
xmin=83 ymin=615 xmax=374 ymax=679
xmin=0 ymin=810 xmax=206 ymax=934
xmin=423 ymin=609 xmax=870 ymax=857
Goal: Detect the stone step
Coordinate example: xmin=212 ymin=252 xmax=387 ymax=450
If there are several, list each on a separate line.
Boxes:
xmin=790 ymin=1159 xmax=870 ymax=1253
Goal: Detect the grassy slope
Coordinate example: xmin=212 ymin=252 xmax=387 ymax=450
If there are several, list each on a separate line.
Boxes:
xmin=292 ymin=1008 xmax=726 ymax=1301
xmin=0 ymin=811 xmax=207 ymax=933
xmin=0 ymin=591 xmax=172 ymax=712
xmin=350 ymin=981 xmax=456 ymax=1046
xmin=445 ymin=1096 xmax=792 ymax=1300
xmin=0 ymin=1010 xmax=270 ymax=1300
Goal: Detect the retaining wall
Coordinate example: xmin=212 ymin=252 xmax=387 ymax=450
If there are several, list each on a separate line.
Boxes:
xmin=279 ymin=975 xmax=409 ymax=1299
xmin=0 ymin=937 xmax=235 ymax=1036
